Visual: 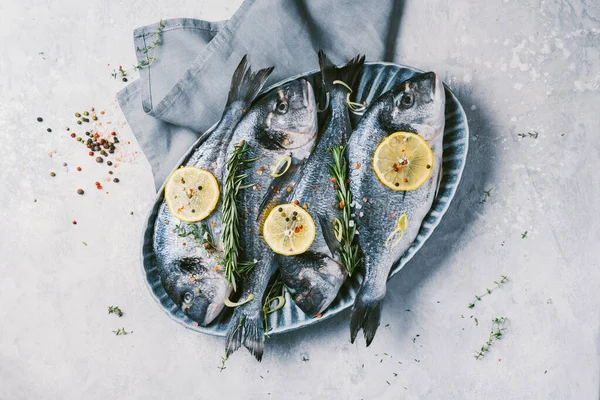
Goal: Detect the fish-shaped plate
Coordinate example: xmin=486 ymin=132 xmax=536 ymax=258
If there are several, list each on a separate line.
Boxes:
xmin=141 ymin=62 xmax=469 ymax=336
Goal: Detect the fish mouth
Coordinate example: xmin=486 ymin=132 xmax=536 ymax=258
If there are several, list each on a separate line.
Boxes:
xmin=291 ymin=261 xmax=347 ymax=318
xmin=299 ymin=79 xmax=318 ymax=137
xmin=277 ymin=79 xmax=318 ymax=149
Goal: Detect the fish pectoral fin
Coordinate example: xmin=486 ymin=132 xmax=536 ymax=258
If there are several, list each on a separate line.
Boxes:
xmin=317 ymin=214 xmax=342 ymax=257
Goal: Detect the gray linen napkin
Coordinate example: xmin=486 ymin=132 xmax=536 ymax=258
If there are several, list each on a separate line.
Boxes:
xmin=118 ymin=0 xmax=404 ymax=188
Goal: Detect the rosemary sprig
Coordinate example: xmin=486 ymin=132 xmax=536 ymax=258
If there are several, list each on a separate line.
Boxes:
xmin=327 ymin=145 xmax=360 ymax=275
xmin=174 ymin=222 xmax=216 ymax=251
xmin=108 ymin=306 xmax=123 ymax=317
xmin=111 ymin=19 xmax=165 ymax=79
xmin=475 ymin=317 xmax=506 ymax=359
xmin=263 ymin=274 xmax=286 ymax=335
xmin=222 ymin=141 xmax=257 ymax=291
xmin=521 ymin=231 xmax=528 ymax=239
xmin=468 ymin=275 xmax=508 ymax=309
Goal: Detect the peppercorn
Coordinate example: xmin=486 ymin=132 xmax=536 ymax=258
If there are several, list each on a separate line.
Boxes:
xmin=63 ymin=162 xmax=67 ymax=167
xmin=96 ymin=157 xmax=103 ymax=163
xmin=109 ymin=149 xmax=114 ymax=154
xmin=37 ymin=117 xmax=43 ymax=122
xmin=47 ymin=128 xmax=52 ymax=132
xmin=77 ymin=137 xmax=82 ymax=142
xmin=77 ymin=120 xmax=82 ymax=125
xmin=50 ymin=172 xmax=56 ymax=177
xmin=82 ymin=117 xmax=89 ymax=123
xmin=77 ymin=189 xmax=84 ymax=195
xmin=75 ymin=112 xmax=81 ymax=118
xmin=113 ymin=178 xmax=120 ymax=183
xmin=113 ymin=137 xmax=119 ymax=143
xmin=92 ymin=115 xmax=98 ymax=121
xmin=83 ymin=111 xmax=89 ymax=116
xmin=88 ymin=152 xmax=93 ymax=156
xmin=94 ymin=146 xmax=100 ymax=151
xmin=122 ymin=77 xmax=128 ymax=82
xmin=100 ymin=150 xmax=108 ymax=156
xmin=108 ymin=171 xmax=113 ymax=175
xmin=278 ymin=207 xmax=283 ymax=212
xmin=107 ymin=161 xmax=113 ymax=166
xmin=72 ymin=220 xmax=77 ymax=225
xmin=70 ymin=133 xmax=76 ymax=138
xmin=76 ymin=167 xmax=81 ymax=171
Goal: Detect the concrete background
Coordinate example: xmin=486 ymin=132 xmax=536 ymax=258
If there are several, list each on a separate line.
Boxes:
xmin=1 ymin=0 xmax=599 ymax=399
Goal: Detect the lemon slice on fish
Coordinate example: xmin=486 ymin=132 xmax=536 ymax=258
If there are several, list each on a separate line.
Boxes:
xmin=373 ymin=131 xmax=434 ymax=191
xmin=263 ymin=204 xmax=316 ymax=256
xmin=165 ymin=166 xmax=220 ymax=222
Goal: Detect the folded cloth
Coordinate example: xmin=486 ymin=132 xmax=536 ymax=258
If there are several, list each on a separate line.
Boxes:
xmin=118 ymin=0 xmax=404 ymax=189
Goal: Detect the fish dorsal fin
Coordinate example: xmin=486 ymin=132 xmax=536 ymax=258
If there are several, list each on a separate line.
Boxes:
xmin=317 ymin=214 xmax=341 ymax=257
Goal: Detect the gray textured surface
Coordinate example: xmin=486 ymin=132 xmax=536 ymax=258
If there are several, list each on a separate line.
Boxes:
xmin=0 ymin=1 xmax=599 ymax=399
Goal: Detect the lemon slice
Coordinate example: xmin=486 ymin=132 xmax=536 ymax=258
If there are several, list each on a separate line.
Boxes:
xmin=263 ymin=204 xmax=316 ymax=256
xmin=373 ymin=131 xmax=434 ymax=191
xmin=164 ymin=166 xmax=220 ymax=222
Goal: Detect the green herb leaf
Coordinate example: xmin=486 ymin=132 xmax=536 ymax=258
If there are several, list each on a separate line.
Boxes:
xmin=327 ymin=144 xmax=360 ymax=275
xmin=222 ymin=141 xmax=257 ymax=291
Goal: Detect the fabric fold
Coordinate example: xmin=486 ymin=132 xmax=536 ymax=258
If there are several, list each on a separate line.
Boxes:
xmin=119 ymin=0 xmax=405 ymax=188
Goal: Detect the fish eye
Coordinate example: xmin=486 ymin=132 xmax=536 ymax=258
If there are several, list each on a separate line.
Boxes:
xmin=275 ymin=100 xmax=288 ymax=113
xmin=401 ymin=93 xmax=414 ymax=108
xmin=183 ymin=292 xmax=193 ymax=303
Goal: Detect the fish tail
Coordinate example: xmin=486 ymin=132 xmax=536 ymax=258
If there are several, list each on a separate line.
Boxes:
xmin=225 ymin=306 xmax=265 ymax=361
xmin=350 ymin=289 xmax=383 ymax=346
xmin=317 ymin=50 xmax=366 ymax=94
xmin=226 ymin=55 xmax=274 ymax=107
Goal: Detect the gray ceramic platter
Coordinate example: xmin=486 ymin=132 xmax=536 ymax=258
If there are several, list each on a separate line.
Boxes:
xmin=141 ymin=62 xmax=469 ymax=336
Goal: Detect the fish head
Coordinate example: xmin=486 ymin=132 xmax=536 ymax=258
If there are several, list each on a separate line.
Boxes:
xmin=285 ymin=253 xmax=347 ymax=318
xmin=382 ymin=72 xmax=446 ymax=140
xmin=255 ymin=79 xmax=318 ymax=156
xmin=162 ymin=257 xmax=232 ymax=326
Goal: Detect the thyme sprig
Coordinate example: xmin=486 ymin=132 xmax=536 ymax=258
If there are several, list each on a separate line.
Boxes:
xmin=113 ymin=327 xmax=131 ymax=336
xmin=111 ymin=19 xmax=165 ymax=80
xmin=480 ymin=188 xmax=493 ymax=204
xmin=327 ymin=145 xmax=360 ymax=275
xmin=263 ymin=274 xmax=286 ymax=335
xmin=108 ymin=306 xmax=123 ymax=317
xmin=475 ymin=317 xmax=506 ymax=359
xmin=468 ymin=275 xmax=508 ymax=309
xmin=518 ymin=131 xmax=539 ymax=139
xmin=222 ymin=141 xmax=258 ymax=291
xmin=174 ymin=222 xmax=216 ymax=251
